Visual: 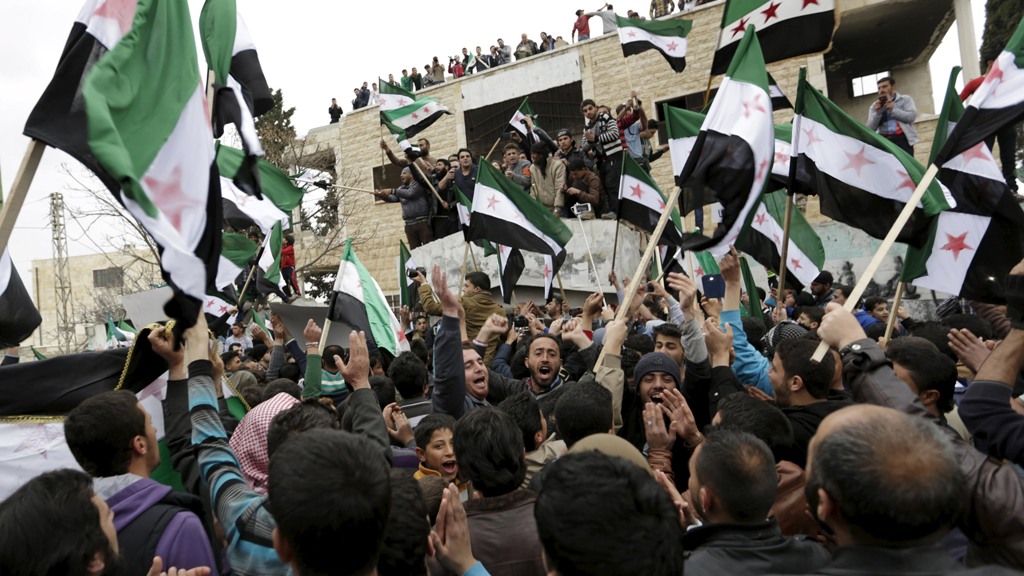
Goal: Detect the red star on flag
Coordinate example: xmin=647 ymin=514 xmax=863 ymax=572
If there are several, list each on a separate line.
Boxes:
xmin=380 ymin=97 xmax=387 ymax=106
xmin=423 ymin=106 xmax=430 ymax=113
xmin=628 ymin=30 xmax=636 ymax=37
xmin=487 ymin=195 xmax=501 ymax=209
xmin=984 ymin=58 xmax=1004 ymax=87
xmin=14 ymin=424 xmax=64 ymax=459
xmin=895 ymin=169 xmax=916 ymax=192
xmin=841 ymin=145 xmax=876 ymax=177
xmin=754 ymin=212 xmax=767 ymax=226
xmin=695 ymin=265 xmax=705 ymax=276
xmin=143 ymin=165 xmax=195 ymax=232
xmin=666 ymin=41 xmax=679 ymax=52
xmin=940 ymin=231 xmax=974 ymax=260
xmin=757 ymin=159 xmax=769 ymax=180
xmin=960 ymin=143 xmax=990 ymax=165
xmin=630 ymin=184 xmax=644 ymax=199
xmin=802 ymin=0 xmax=819 ymax=8
xmin=742 ymin=95 xmax=765 ymax=118
xmin=802 ymin=126 xmax=823 ymax=147
xmin=730 ymin=17 xmax=749 ymax=38
xmin=219 ymin=305 xmax=228 ymax=313
xmin=791 ymin=258 xmax=803 ymax=270
xmin=761 ymin=1 xmax=781 ymax=22
xmin=207 ymin=299 xmax=215 ymax=308
xmin=657 ymin=198 xmax=666 ymax=210
xmin=544 ymin=264 xmax=552 ymax=277
xmin=773 ymin=233 xmax=781 ymax=244
xmin=412 ymin=113 xmax=419 ymax=119
xmin=93 ymin=0 xmax=138 ymax=36
xmin=774 ymin=152 xmax=790 ymax=167
xmin=399 ymin=98 xmax=408 ymax=105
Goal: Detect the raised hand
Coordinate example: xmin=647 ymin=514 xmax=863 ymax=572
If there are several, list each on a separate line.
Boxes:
xmin=661 ymin=389 xmax=700 ymax=448
xmin=432 ymin=265 xmax=461 ymax=317
xmin=337 ymin=331 xmax=370 ymax=389
xmin=948 ymin=328 xmax=992 ymax=374
xmin=428 ymin=484 xmax=479 ymax=576
xmin=818 ymin=302 xmax=868 ymax=351
xmin=270 ymin=313 xmax=289 ymax=343
xmin=666 ymin=272 xmax=698 ymax=308
xmin=148 ymin=325 xmax=184 ymax=371
xmin=303 ymin=319 xmax=322 ymax=347
xmin=644 ymin=402 xmax=675 ymax=451
xmin=719 ymin=245 xmax=741 ymax=284
xmin=703 ymin=318 xmax=733 ymax=366
xmin=480 ymin=313 xmax=509 ymax=342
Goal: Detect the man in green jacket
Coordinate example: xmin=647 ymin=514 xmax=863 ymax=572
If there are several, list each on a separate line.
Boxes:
xmin=414 ymin=270 xmax=504 ymax=366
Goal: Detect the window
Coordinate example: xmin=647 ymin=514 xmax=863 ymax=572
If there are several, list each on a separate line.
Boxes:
xmin=372 ymin=163 xmax=406 ymax=195
xmin=850 ymin=71 xmax=890 ymax=98
xmin=653 ymin=89 xmax=718 ymax=144
xmin=93 ymin=267 xmax=123 ymax=289
xmin=463 ymin=82 xmax=585 ymax=159
xmin=384 ymin=293 xmax=402 ymax=317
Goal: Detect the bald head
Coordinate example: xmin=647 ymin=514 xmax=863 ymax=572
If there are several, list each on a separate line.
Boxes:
xmin=806 ymin=405 xmax=964 ymax=546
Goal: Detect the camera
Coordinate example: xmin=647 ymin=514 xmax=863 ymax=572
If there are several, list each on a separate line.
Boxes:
xmin=571 ymin=203 xmax=592 ymax=217
xmin=646 ymin=282 xmax=655 ymax=293
xmin=407 ymin=266 xmax=426 ymax=279
xmin=513 ymin=314 xmax=529 ymax=328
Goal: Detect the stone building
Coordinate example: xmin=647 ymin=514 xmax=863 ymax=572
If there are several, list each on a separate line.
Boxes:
xmin=296 ymin=0 xmax=969 ymax=310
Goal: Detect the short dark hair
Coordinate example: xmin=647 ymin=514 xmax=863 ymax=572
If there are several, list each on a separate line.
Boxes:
xmin=864 ymin=323 xmax=888 ymax=341
xmin=741 ymin=317 xmax=767 ymax=353
xmin=806 ymin=411 xmax=965 ymax=544
xmin=554 ymin=382 xmax=613 ymax=448
xmin=525 ymin=332 xmax=560 ymax=354
xmin=940 ymin=313 xmax=994 ymax=341
xmin=498 ymin=390 xmax=544 ymax=451
xmin=263 ymin=378 xmax=302 ymax=403
xmin=269 ymin=430 xmax=392 ymax=576
xmin=221 ymin=351 xmax=239 ymax=366
xmin=248 ymin=343 xmax=269 ymax=362
xmin=832 ymin=284 xmax=851 ymax=300
xmin=908 ymin=321 xmax=956 ymax=361
xmin=774 ymin=338 xmax=835 ymax=400
xmin=279 ymin=363 xmax=302 ymax=383
xmin=886 ymin=346 xmax=957 ymax=413
xmin=877 ymin=76 xmax=895 ymax=85
xmin=368 ymin=349 xmax=383 ymax=371
xmin=652 ymin=322 xmax=682 ymax=341
xmin=695 ymin=429 xmax=778 ymax=522
xmin=240 ymin=383 xmax=265 ymax=409
xmin=0 ymin=469 xmax=115 ymax=576
xmin=369 ymin=376 xmax=396 ymax=409
xmin=716 ymin=393 xmax=794 ymax=457
xmin=503 ymin=142 xmax=521 ymax=154
xmin=378 ymin=471 xmax=429 ymax=576
xmin=863 ymin=297 xmax=887 ymax=313
xmin=414 ymin=413 xmax=456 ymax=451
xmin=266 ymin=399 xmax=340 ymax=458
xmin=465 ymin=271 xmax=491 ymax=291
xmin=457 ymin=147 xmax=473 ymax=159
xmin=535 ymin=452 xmax=685 ymax=576
xmin=418 ymin=476 xmax=447 ymax=525
xmin=389 ymin=351 xmax=428 ymax=400
xmin=580 ymin=99 xmax=596 ymax=111
xmin=624 ymin=333 xmax=654 ymax=355
xmin=409 ymin=338 xmax=430 ymax=367
xmin=323 ymin=345 xmax=346 ymax=370
xmin=284 ymin=234 xmax=294 ymax=246
xmin=453 ymin=407 xmax=526 ymax=497
xmin=65 ymin=390 xmax=146 ymax=477
xmin=798 ymin=306 xmax=825 ymax=326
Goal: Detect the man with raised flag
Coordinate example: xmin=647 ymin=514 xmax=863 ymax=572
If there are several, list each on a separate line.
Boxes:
xmin=619 ymin=154 xmax=683 ymax=245
xmin=326 ymin=239 xmax=410 ymax=361
xmin=790 ymin=68 xmax=953 ymax=247
xmin=26 ymin=0 xmax=223 ymax=331
xmin=675 ymin=26 xmax=775 ymax=257
xmin=902 ymin=65 xmax=1024 ymax=303
xmin=711 ymin=0 xmax=837 ymax=76
xmin=200 ymin=0 xmax=274 ymax=198
xmin=379 ymin=77 xmax=451 ymax=140
xmin=616 ymin=14 xmax=692 ymax=72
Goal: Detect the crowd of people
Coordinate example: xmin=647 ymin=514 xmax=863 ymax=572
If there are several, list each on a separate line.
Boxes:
xmin=375 ymin=91 xmax=667 ymax=249
xmin=331 ymin=1 xmax=717 ymax=118
xmin=3 ymin=227 xmax=1024 ymax=576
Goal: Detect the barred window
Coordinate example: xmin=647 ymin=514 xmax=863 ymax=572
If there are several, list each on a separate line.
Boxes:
xmin=93 ymin=267 xmax=124 ymax=288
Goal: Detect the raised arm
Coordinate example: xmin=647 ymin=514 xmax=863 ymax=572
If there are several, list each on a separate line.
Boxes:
xmin=334 ymin=330 xmax=392 ymax=465
xmin=301 ymin=320 xmax=323 ymax=400
xmin=718 ymin=247 xmax=773 ymax=396
xmin=429 ymin=265 xmax=470 ymax=418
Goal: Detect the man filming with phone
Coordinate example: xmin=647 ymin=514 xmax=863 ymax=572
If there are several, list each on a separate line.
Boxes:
xmin=866 ymin=76 xmax=918 ymax=155
xmin=561 ymin=158 xmax=601 ymax=219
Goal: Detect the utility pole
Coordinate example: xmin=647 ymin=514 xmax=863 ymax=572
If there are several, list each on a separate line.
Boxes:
xmin=50 ymin=192 xmax=75 ymax=354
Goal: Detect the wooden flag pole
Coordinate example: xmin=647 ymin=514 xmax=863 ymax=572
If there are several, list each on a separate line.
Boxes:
xmin=0 ymin=140 xmax=46 ymax=254
xmin=332 ymin=184 xmax=377 ymax=194
xmin=237 ymin=245 xmax=265 ymax=311
xmin=484 ymin=136 xmax=503 ymax=162
xmin=883 ymin=281 xmax=906 ymax=342
xmin=556 ymin=272 xmax=568 ymax=305
xmin=654 ymin=244 xmax=666 ymax=289
xmin=593 ymin=186 xmax=683 ymax=369
xmin=411 ymin=162 xmax=446 ymax=205
xmin=811 ymin=164 xmax=940 ymax=362
xmin=205 ymin=69 xmax=216 ymax=121
xmin=775 ymin=193 xmax=795 ymax=301
xmin=610 ymin=221 xmax=621 ymax=273
xmin=469 ymin=243 xmax=480 ymax=271
xmin=458 ymin=242 xmax=470 ymax=298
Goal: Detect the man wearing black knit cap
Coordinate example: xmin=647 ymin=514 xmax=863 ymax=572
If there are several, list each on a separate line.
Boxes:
xmin=810 ymin=271 xmax=835 ymax=308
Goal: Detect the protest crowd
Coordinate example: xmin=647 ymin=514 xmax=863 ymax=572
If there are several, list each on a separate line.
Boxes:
xmin=4 ymin=1 xmax=1024 ymax=576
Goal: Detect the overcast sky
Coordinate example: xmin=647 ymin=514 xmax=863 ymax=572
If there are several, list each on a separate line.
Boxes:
xmin=0 ymin=0 xmax=986 ymax=295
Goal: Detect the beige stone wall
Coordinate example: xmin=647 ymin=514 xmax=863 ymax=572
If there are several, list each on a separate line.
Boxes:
xmin=299 ymin=0 xmax=939 ymax=295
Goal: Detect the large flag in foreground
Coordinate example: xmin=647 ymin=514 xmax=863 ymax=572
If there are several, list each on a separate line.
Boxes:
xmin=23 ymin=0 xmax=139 ymax=193
xmin=326 ymin=240 xmax=409 ymax=357
xmin=83 ymin=0 xmax=222 ymax=328
xmin=903 ymin=66 xmax=1024 ymax=303
xmin=467 ymin=159 xmax=573 ymax=261
xmin=0 ymin=248 xmax=42 ymax=348
xmin=711 ymin=0 xmax=836 ymax=76
xmin=677 ymin=27 xmax=774 ymax=256
xmin=619 ymin=154 xmax=683 ymax=245
xmin=791 ymin=68 xmax=953 ymax=247
xmin=200 ymin=0 xmax=273 ymax=198
xmin=616 ymin=15 xmax=692 ymax=73
xmin=736 ymin=190 xmax=825 ymax=289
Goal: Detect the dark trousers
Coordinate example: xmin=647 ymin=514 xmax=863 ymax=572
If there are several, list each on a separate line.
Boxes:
xmin=985 ymin=126 xmax=1019 ymax=193
xmin=281 ymin=266 xmax=299 ymax=297
xmin=405 ymin=221 xmax=434 ymax=249
xmin=433 ymin=214 xmax=458 ymax=240
xmin=887 ymin=133 xmax=914 ymax=157
xmin=599 ymin=152 xmax=623 ymax=215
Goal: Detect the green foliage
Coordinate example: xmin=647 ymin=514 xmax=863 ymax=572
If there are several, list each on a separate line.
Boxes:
xmin=255 ymin=88 xmax=296 ymax=169
xmin=981 ymin=0 xmax=1024 ymax=61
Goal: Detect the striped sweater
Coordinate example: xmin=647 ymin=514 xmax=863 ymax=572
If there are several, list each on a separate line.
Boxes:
xmin=581 ymin=112 xmax=623 ymax=158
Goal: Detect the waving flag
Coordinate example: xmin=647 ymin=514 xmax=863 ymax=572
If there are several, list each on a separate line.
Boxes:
xmin=692 ymin=251 xmax=721 ymax=288
xmin=619 ymin=154 xmax=683 ymax=245
xmin=616 ymin=15 xmax=692 ymax=72
xmin=216 ymin=232 xmax=259 ymax=290
xmin=712 ymin=0 xmax=836 ymax=76
xmin=326 ymin=240 xmax=410 ymax=357
xmin=736 ymin=190 xmax=825 ymax=289
xmin=216 ymin=144 xmax=304 ymax=217
xmin=0 ymin=248 xmax=42 ymax=348
xmin=398 ymin=240 xmax=420 ymax=308
xmin=497 ymin=245 xmax=526 ymax=305
xmin=677 ymin=27 xmax=774 ymax=256
xmin=200 ymin=0 xmax=273 ymax=198
xmin=508 ymin=98 xmax=539 ymax=138
xmin=379 ymin=81 xmax=451 ymax=139
xmin=378 ymin=79 xmax=418 ymax=111
xmin=903 ymin=66 xmax=1024 ymax=303
xmin=383 ymin=118 xmax=421 ymax=154
xmin=791 ymin=68 xmax=953 ymax=247
xmin=767 ymin=72 xmax=792 ymax=110
xmin=256 ymin=222 xmax=285 ymax=294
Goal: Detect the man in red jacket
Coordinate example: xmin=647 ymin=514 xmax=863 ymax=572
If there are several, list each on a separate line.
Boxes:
xmin=281 ymin=234 xmax=300 ymax=298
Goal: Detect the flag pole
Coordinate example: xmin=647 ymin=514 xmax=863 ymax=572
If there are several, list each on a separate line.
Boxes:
xmin=654 ymin=244 xmax=665 ymax=289
xmin=205 ymin=69 xmax=216 ymax=121
xmin=484 ymin=136 xmax=504 ymax=162
xmin=556 ymin=271 xmax=568 ymax=305
xmin=0 ymin=140 xmax=46 ymax=254
xmin=411 ymin=162 xmax=446 ymax=205
xmin=594 ymin=185 xmax=683 ymax=369
xmin=332 ymin=184 xmax=377 ymax=194
xmin=237 ymin=246 xmax=264 ymax=312
xmin=883 ymin=281 xmax=906 ymax=341
xmin=575 ymin=211 xmax=608 ymax=302
xmin=458 ymin=242 xmax=470 ymax=298
xmin=811 ymin=164 xmax=939 ymax=362
xmin=610 ymin=221 xmax=621 ymax=274
xmin=469 ymin=243 xmax=480 ymax=271
xmin=775 ymin=192 xmax=795 ymax=302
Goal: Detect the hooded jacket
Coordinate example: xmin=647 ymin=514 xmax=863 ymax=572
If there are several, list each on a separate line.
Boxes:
xmin=94 ymin=474 xmax=217 ymax=576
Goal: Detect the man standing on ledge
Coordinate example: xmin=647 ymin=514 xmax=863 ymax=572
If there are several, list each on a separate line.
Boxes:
xmin=866 ymin=76 xmax=917 ymax=156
